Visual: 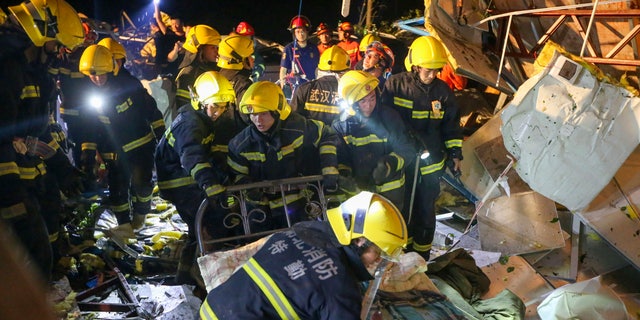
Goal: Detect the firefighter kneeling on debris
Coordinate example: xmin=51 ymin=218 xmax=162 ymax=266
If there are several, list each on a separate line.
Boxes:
xmin=200 ymin=191 xmax=408 ymax=319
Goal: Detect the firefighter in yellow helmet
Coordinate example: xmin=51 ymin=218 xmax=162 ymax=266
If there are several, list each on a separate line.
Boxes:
xmin=228 ymin=81 xmax=339 ymax=230
xmin=97 ymin=37 xmax=128 ymax=76
xmin=155 ymin=71 xmax=237 ymax=285
xmin=79 ymin=44 xmax=165 ymax=237
xmin=381 ymin=35 xmax=463 ymax=260
xmin=357 ymin=33 xmax=381 ymax=60
xmin=175 ymin=24 xmax=222 ymax=108
xmin=0 ymin=0 xmax=85 ymax=282
xmin=217 ymin=34 xmax=255 ymax=119
xmin=333 ymin=70 xmax=415 ymax=214
xmin=290 ymin=45 xmax=350 ymax=126
xmin=200 ymin=191 xmax=407 ymax=319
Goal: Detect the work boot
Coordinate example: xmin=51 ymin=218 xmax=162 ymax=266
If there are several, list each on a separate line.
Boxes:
xmin=131 ymin=214 xmax=146 ymax=230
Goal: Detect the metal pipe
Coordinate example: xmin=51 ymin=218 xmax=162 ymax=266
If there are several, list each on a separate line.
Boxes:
xmin=580 ymin=0 xmax=600 ymax=58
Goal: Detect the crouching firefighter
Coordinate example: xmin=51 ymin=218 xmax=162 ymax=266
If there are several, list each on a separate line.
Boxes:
xmin=200 ymin=191 xmax=408 ymax=319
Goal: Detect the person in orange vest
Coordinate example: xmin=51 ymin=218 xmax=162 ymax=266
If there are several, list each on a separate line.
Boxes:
xmin=337 ymin=21 xmax=360 ymax=69
xmin=438 ymin=63 xmax=468 ymax=91
xmin=315 ymin=22 xmax=336 ymax=55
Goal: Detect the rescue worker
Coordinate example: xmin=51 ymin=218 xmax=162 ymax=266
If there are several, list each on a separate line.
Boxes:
xmin=337 ymin=21 xmax=360 ymax=69
xmin=153 ymin=2 xmax=185 ymax=77
xmin=315 ymin=22 xmax=336 ymax=55
xmin=290 ymin=45 xmax=350 ymax=126
xmin=359 ymin=41 xmax=395 ymax=89
xmin=79 ymin=44 xmax=165 ymax=236
xmin=279 ymin=15 xmax=320 ymax=95
xmin=381 ymin=36 xmax=463 ymax=260
xmin=333 ymin=70 xmax=415 ymax=212
xmin=357 ymin=33 xmax=381 ymax=63
xmin=1 ymin=0 xmax=84 ymax=281
xmin=54 ymin=19 xmax=101 ymax=197
xmin=217 ymin=34 xmax=254 ymax=124
xmin=175 ymin=24 xmax=221 ymax=109
xmin=155 ymin=71 xmax=236 ymax=285
xmin=227 ymin=81 xmax=339 ymax=230
xmin=233 ymin=21 xmax=266 ymax=82
xmin=200 ymin=191 xmax=408 ymax=320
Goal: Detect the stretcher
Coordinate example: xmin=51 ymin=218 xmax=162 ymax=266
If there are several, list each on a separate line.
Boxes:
xmin=194 ymin=175 xmax=330 ymax=256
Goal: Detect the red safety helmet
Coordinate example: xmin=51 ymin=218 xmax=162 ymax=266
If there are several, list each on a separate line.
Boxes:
xmin=366 ymin=41 xmax=394 ymax=69
xmin=289 ymin=15 xmax=311 ymax=31
xmin=338 ymin=21 xmax=354 ymax=33
xmin=316 ymin=22 xmax=330 ymax=36
xmin=235 ymin=21 xmax=255 ymax=36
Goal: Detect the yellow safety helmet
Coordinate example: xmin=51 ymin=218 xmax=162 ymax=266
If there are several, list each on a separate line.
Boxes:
xmin=183 ymin=24 xmax=221 ymax=54
xmin=359 ymin=33 xmax=381 ymax=52
xmin=405 ymin=36 xmax=448 ymax=71
xmin=8 ymin=0 xmax=84 ymax=49
xmin=318 ymin=45 xmax=350 ymax=72
xmin=239 ymin=81 xmax=291 ymax=120
xmin=217 ymin=34 xmax=254 ymax=70
xmin=327 ymin=191 xmax=407 ymax=260
xmin=98 ymin=38 xmax=126 ymax=60
xmin=0 ymin=8 xmax=8 ymax=25
xmin=338 ymin=70 xmax=379 ymax=106
xmin=78 ymin=44 xmax=114 ymax=76
xmin=191 ymin=71 xmax=236 ymax=110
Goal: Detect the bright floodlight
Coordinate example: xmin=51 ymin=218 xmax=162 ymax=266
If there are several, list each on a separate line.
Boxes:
xmin=89 ymin=95 xmax=103 ymax=111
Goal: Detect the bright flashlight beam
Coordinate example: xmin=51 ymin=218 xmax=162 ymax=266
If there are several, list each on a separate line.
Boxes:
xmin=420 ymin=150 xmax=430 ymax=159
xmin=153 ymin=0 xmax=160 ymax=5
xmin=89 ymin=95 xmax=103 ymax=111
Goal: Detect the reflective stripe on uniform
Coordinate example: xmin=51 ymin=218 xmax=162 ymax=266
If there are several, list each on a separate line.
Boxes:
xmin=420 ymin=158 xmax=445 ymax=175
xmin=322 ymin=166 xmax=339 ymax=175
xmin=20 ymin=85 xmax=39 ymax=99
xmin=211 ymin=145 xmax=228 ymax=153
xmin=319 ymin=144 xmax=336 ymax=155
xmin=191 ymin=162 xmax=212 ymax=178
xmin=393 ymin=96 xmax=412 ymax=109
xmin=227 ymin=158 xmax=249 ymax=175
xmin=304 ymin=102 xmax=341 ymax=114
xmin=445 ymin=139 xmax=463 ymax=148
xmin=59 ymin=107 xmax=80 ymax=116
xmin=151 ymin=119 xmax=165 ymax=130
xmin=240 ymin=152 xmax=266 ymax=162
xmin=205 ymin=184 xmax=225 ymax=197
xmin=375 ymin=173 xmax=405 ymax=193
xmin=279 ymin=136 xmax=304 ymax=159
xmin=19 ymin=162 xmax=46 ymax=180
xmin=81 ymin=142 xmax=97 ymax=151
xmin=1 ymin=203 xmax=27 ymax=219
xmin=242 ymin=258 xmax=300 ymax=320
xmin=157 ymin=176 xmax=196 ymax=189
xmin=0 ymin=162 xmax=20 ymax=176
xmin=199 ymin=300 xmax=219 ymax=320
xmin=111 ymin=202 xmax=130 ymax=213
xmin=176 ymin=88 xmax=190 ymax=100
xmin=122 ymin=132 xmax=154 ymax=152
xmin=115 ymin=98 xmax=133 ymax=113
xmin=344 ymin=134 xmax=386 ymax=147
xmin=390 ymin=152 xmax=404 ymax=171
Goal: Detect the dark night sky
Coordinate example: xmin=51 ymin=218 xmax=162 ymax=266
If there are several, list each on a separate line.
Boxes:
xmin=4 ymin=0 xmax=423 ymax=45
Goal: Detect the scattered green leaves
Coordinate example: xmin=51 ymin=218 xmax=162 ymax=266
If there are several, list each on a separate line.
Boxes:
xmin=499 ymin=256 xmax=510 ymax=265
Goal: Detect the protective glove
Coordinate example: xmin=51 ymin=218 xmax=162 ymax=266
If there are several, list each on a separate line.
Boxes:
xmin=372 ymin=156 xmax=394 ymax=186
xmin=59 ymin=167 xmax=85 ymax=198
xmin=322 ymin=174 xmax=339 ymax=194
xmin=445 ymin=157 xmax=461 ymax=179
